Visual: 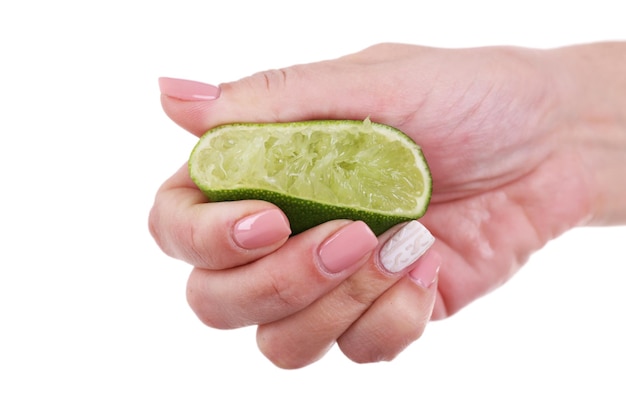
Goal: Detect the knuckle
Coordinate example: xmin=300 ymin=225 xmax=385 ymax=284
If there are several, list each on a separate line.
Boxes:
xmin=340 ymin=277 xmax=381 ymax=308
xmin=256 ymin=327 xmax=315 ymax=370
xmin=186 ymin=274 xmax=234 ymax=330
xmin=186 ymin=220 xmax=217 ymax=267
xmin=168 ymin=215 xmax=222 ymax=269
xmin=148 ymin=204 xmax=174 ymax=257
xmin=148 ymin=206 xmax=163 ymax=248
xmin=147 ymin=199 xmax=210 ymax=266
xmin=346 ymin=346 xmax=399 ymax=364
xmin=250 ymin=68 xmax=290 ymax=93
xmin=340 ymin=337 xmax=404 ymax=364
xmin=224 ymin=65 xmax=304 ymax=120
xmin=264 ymin=270 xmax=305 ymax=311
xmin=339 ymin=320 xmax=426 ymax=364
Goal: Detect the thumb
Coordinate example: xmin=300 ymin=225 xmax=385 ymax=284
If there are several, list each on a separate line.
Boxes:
xmin=158 ymin=58 xmax=387 ymax=137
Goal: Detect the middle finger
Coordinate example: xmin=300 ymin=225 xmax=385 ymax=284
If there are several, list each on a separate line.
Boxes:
xmin=186 ymin=220 xmax=379 ymax=329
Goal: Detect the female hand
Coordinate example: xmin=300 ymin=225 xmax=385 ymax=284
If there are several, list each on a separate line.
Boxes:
xmin=150 ymin=42 xmax=626 ymax=367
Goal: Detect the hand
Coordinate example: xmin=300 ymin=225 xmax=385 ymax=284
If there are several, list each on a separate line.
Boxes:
xmin=150 ymin=42 xmax=625 ymax=367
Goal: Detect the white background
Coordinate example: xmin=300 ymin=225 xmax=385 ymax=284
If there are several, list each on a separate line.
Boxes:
xmin=1 ymin=1 xmax=625 ymax=415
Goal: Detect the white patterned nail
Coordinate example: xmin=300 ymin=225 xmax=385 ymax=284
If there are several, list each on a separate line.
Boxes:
xmin=380 ymin=221 xmax=435 ymax=273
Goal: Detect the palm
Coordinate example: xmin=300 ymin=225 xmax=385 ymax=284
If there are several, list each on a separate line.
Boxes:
xmin=424 ymin=156 xmax=589 ymax=318
xmin=371 ymin=46 xmax=593 ymax=317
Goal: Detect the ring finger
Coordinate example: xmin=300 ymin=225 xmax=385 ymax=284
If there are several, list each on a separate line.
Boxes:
xmin=256 ymin=221 xmax=436 ymax=369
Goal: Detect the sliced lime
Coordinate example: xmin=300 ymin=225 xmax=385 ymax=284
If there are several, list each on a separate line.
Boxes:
xmin=189 ymin=119 xmax=432 ymax=235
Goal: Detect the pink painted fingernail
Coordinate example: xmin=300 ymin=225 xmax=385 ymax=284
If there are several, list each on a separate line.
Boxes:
xmin=233 ymin=209 xmax=291 ymax=249
xmin=158 ymin=77 xmax=221 ymax=101
xmin=408 ymin=250 xmax=441 ymax=289
xmin=318 ymin=221 xmax=378 ymax=274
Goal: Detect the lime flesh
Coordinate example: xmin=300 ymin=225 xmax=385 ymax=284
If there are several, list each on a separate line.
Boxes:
xmin=189 ymin=119 xmax=432 ymax=235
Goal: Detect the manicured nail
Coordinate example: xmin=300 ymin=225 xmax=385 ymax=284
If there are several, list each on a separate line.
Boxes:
xmin=318 ymin=221 xmax=378 ymax=274
xmin=233 ymin=209 xmax=291 ymax=249
xmin=379 ymin=221 xmax=435 ymax=273
xmin=408 ymin=250 xmax=441 ymax=288
xmin=158 ymin=77 xmax=221 ymax=101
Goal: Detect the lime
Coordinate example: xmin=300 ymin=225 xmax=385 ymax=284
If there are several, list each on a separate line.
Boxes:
xmin=188 ymin=119 xmax=432 ymax=235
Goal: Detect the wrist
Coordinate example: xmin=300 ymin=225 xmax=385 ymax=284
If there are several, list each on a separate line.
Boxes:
xmin=548 ymin=42 xmax=626 ymax=226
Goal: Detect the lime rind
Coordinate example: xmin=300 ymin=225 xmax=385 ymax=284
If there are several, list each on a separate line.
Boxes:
xmin=204 ymin=187 xmax=420 ymax=236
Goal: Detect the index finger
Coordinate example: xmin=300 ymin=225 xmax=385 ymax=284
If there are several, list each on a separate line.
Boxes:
xmin=148 ymin=164 xmax=291 ymax=270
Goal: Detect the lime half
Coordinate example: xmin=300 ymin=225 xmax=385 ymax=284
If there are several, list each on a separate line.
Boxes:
xmin=189 ymin=119 xmax=432 ymax=235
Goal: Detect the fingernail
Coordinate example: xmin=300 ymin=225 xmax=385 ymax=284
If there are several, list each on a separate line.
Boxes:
xmin=158 ymin=77 xmax=221 ymax=101
xmin=379 ymin=221 xmax=435 ymax=273
xmin=233 ymin=209 xmax=291 ymax=249
xmin=318 ymin=221 xmax=378 ymax=274
xmin=409 ymin=250 xmax=441 ymax=288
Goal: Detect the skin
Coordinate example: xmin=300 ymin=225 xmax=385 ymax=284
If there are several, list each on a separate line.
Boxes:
xmin=149 ymin=42 xmax=626 ymax=368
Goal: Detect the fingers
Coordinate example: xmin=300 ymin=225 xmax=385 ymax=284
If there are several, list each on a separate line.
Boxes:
xmin=152 ymin=168 xmax=440 ymax=367
xmin=255 ymin=222 xmax=437 ymax=369
xmin=337 ymin=250 xmax=441 ymax=364
xmin=156 ymin=46 xmax=442 ymax=368
xmin=148 ymin=164 xmax=291 ymax=270
xmin=186 ymin=221 xmax=379 ymax=329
